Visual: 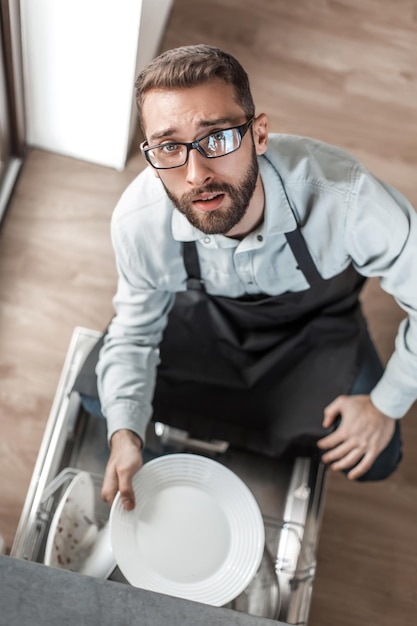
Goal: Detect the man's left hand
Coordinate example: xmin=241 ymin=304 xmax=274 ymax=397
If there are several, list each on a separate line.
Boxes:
xmin=317 ymin=394 xmax=396 ymax=480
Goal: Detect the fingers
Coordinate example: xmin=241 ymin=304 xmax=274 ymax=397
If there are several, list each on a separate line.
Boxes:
xmin=101 ymin=460 xmax=141 ymax=510
xmin=323 ymin=442 xmax=365 ymax=472
xmin=117 ymin=465 xmax=137 ymax=511
xmin=318 ymin=434 xmax=376 ymax=479
xmin=101 ymin=429 xmax=144 ymax=510
xmin=321 ymin=445 xmax=375 ymax=479
xmin=320 ymin=439 xmax=358 ymax=464
xmin=322 ymin=395 xmax=346 ymax=428
xmin=101 ymin=465 xmax=119 ymax=507
xmin=346 ymin=452 xmax=375 ymax=480
xmin=317 ymin=428 xmax=344 ymax=451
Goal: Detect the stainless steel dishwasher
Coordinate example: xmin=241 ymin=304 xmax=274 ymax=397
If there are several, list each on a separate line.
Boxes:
xmin=11 ymin=327 xmax=328 ymax=625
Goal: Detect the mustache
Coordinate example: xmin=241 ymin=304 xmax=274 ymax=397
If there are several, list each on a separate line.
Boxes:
xmin=183 ymin=182 xmax=234 ymax=203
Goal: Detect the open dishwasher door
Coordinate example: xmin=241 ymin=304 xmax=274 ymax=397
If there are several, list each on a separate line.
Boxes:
xmin=11 ymin=327 xmax=328 ymax=625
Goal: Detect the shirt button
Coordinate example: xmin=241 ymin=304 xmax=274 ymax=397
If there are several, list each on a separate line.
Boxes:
xmin=204 ymin=237 xmax=211 ymax=244
xmin=257 ymin=234 xmax=263 ymax=242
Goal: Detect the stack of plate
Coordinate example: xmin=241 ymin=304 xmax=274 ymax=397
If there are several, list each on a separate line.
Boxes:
xmin=44 ymin=471 xmax=115 ymax=578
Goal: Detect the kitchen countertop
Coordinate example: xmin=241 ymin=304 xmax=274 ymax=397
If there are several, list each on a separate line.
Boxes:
xmin=0 ymin=555 xmax=287 ymax=626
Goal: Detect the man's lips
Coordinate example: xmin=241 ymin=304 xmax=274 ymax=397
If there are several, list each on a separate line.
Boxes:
xmin=191 ymin=192 xmax=225 ymax=212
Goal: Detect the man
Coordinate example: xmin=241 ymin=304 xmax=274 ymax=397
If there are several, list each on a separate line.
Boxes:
xmin=92 ymin=44 xmax=416 ymax=511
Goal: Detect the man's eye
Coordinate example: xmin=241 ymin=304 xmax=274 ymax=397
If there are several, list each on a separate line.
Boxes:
xmin=160 ymin=143 xmax=180 ymax=154
xmin=211 ymin=131 xmax=226 ymax=141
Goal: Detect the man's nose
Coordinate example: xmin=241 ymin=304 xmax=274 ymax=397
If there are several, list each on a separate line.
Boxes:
xmin=185 ymin=148 xmax=214 ymax=187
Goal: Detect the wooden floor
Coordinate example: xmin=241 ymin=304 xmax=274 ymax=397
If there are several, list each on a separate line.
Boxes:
xmin=1 ymin=1 xmax=417 ymax=624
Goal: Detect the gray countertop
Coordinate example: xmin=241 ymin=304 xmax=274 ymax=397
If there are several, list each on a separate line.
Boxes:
xmin=0 ymin=555 xmax=287 ymax=626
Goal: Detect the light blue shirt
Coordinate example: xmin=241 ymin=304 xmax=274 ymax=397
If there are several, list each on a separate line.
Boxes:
xmin=97 ymin=134 xmax=417 ymax=444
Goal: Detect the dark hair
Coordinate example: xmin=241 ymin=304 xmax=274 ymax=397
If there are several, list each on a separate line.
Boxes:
xmin=135 ymin=44 xmax=255 ymax=124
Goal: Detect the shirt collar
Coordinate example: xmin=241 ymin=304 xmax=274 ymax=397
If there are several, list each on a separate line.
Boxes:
xmin=171 ymin=153 xmax=297 ymax=244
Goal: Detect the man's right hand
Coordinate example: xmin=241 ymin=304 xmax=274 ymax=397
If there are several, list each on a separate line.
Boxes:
xmin=101 ymin=429 xmax=143 ymax=510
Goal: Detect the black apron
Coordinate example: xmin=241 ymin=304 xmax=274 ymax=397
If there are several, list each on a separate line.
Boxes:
xmin=74 ymin=222 xmax=368 ymax=457
xmin=151 ymin=229 xmax=367 ymax=455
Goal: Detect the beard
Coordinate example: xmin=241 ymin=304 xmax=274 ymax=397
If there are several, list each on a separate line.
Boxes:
xmin=161 ymin=150 xmax=259 ymax=235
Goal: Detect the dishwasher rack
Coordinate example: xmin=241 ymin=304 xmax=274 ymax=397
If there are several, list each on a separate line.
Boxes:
xmin=11 ymin=327 xmax=328 ymax=625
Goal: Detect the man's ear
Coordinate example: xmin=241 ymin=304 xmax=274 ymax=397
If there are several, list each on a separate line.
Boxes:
xmin=252 ymin=113 xmax=268 ymax=156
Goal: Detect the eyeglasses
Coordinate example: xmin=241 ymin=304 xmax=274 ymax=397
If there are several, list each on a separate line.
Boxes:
xmin=140 ymin=118 xmax=254 ymax=170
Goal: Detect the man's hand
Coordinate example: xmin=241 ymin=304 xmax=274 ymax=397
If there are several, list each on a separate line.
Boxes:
xmin=317 ymin=394 xmax=396 ymax=480
xmin=101 ymin=429 xmax=143 ymax=510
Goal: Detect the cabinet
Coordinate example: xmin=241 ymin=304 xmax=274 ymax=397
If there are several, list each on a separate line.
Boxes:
xmin=19 ymin=0 xmax=173 ymax=169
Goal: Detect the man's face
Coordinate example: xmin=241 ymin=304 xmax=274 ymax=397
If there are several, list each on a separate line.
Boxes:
xmin=141 ymin=80 xmax=267 ymax=236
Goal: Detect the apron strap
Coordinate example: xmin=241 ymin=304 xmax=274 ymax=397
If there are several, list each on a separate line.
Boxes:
xmin=285 ymin=228 xmax=324 ymax=287
xmin=183 ymin=241 xmax=205 ymax=290
xmin=274 ymin=162 xmax=324 ymax=287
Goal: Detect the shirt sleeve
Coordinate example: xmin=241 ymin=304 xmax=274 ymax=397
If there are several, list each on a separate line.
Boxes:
xmin=345 ymin=167 xmax=417 ymax=417
xmin=96 ymin=210 xmax=176 ymax=445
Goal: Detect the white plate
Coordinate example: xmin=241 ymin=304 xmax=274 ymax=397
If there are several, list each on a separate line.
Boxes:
xmin=79 ymin=521 xmax=115 ymax=579
xmin=44 ymin=471 xmax=97 ymax=571
xmin=109 ymin=453 xmax=265 ymax=606
xmin=44 ymin=471 xmax=116 ymax=578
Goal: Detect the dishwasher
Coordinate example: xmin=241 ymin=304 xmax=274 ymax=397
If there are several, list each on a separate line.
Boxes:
xmin=11 ymin=326 xmax=328 ymax=625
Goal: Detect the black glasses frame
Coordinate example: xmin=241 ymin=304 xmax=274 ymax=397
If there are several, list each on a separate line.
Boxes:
xmin=140 ymin=118 xmax=254 ymax=170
